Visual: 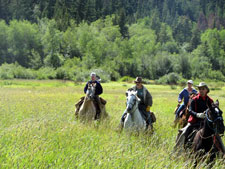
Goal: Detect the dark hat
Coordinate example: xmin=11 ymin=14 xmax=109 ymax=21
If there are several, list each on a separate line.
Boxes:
xmin=196 ymin=82 xmax=210 ymax=93
xmin=134 ymin=77 xmax=142 ymax=83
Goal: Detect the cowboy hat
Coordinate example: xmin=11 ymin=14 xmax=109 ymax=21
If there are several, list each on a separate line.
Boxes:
xmin=134 ymin=77 xmax=142 ymax=83
xmin=196 ymin=82 xmax=210 ymax=93
xmin=187 ymin=80 xmax=193 ymax=84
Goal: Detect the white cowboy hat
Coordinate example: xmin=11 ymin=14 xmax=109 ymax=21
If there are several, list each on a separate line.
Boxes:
xmin=187 ymin=80 xmax=193 ymax=84
xmin=90 ymin=72 xmax=96 ymax=77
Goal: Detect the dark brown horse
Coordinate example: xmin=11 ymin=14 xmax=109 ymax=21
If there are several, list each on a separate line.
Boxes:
xmin=192 ymin=101 xmax=225 ymax=166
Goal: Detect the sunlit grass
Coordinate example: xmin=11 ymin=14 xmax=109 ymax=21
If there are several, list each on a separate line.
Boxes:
xmin=0 ymin=80 xmax=224 ymax=168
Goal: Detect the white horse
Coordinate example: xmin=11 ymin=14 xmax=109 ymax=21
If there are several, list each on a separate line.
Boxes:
xmin=124 ymin=90 xmax=146 ymax=132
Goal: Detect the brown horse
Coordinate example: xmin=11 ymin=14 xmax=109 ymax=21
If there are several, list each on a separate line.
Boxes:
xmin=75 ymin=83 xmax=108 ymax=122
xmin=173 ymin=93 xmax=197 ymax=128
xmin=192 ymin=100 xmax=225 ymax=166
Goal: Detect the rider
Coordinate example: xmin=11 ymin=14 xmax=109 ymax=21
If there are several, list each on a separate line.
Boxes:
xmin=175 ymin=82 xmax=213 ymax=148
xmin=84 ymin=72 xmax=103 ymax=119
xmin=120 ymin=77 xmax=153 ymax=129
xmin=175 ymin=80 xmax=197 ymax=122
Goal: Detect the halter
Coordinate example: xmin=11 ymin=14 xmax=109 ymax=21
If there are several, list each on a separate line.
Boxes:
xmin=127 ymin=94 xmax=138 ymax=113
xmin=206 ymin=109 xmax=223 ymax=124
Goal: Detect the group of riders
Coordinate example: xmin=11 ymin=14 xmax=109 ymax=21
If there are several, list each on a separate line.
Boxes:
xmin=81 ymin=72 xmax=225 ymax=152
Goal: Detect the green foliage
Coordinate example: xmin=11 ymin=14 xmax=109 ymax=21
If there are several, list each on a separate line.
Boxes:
xmin=0 ymin=20 xmax=9 ymax=64
xmin=0 ymin=63 xmax=35 ymax=79
xmin=156 ymin=73 xmax=181 ymax=85
xmin=0 ymin=8 xmax=224 ymax=82
xmin=0 ymin=63 xmax=14 ymax=79
xmin=36 ymin=67 xmax=56 ymax=80
xmin=7 ymin=20 xmax=42 ymax=68
xmin=119 ymin=76 xmax=134 ymax=83
xmin=41 ymin=19 xmax=64 ymax=68
xmin=208 ymin=70 xmax=225 ymax=82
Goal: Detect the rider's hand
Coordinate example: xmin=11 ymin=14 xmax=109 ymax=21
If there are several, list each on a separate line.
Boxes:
xmin=196 ymin=113 xmax=205 ymax=119
xmin=146 ymin=106 xmax=150 ymax=112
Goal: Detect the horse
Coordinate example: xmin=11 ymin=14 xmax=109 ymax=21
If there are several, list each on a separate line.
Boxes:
xmin=123 ymin=90 xmax=146 ymax=132
xmin=192 ymin=100 xmax=225 ymax=166
xmin=75 ymin=83 xmax=108 ymax=122
xmin=173 ymin=93 xmax=197 ymax=128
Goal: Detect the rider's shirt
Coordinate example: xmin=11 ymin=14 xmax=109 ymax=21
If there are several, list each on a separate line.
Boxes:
xmin=178 ymin=87 xmax=197 ymax=106
xmin=137 ymin=88 xmax=144 ymax=104
xmin=84 ymin=80 xmax=103 ymax=95
xmin=188 ymin=93 xmax=213 ymax=124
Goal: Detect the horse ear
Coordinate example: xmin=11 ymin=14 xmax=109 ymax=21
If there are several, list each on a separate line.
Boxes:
xmin=215 ymin=100 xmax=219 ymax=107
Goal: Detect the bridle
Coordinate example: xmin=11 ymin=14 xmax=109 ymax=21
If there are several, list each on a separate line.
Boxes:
xmin=126 ymin=94 xmax=138 ymax=114
xmin=86 ymin=84 xmax=96 ymax=99
xmin=200 ymin=108 xmax=224 ymax=139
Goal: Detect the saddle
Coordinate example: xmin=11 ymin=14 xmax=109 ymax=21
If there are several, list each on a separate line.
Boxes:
xmin=150 ymin=112 xmax=156 ymax=123
xmin=75 ymin=96 xmax=107 ymax=117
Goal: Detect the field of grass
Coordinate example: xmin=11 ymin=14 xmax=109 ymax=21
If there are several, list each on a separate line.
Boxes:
xmin=0 ymin=80 xmax=224 ymax=168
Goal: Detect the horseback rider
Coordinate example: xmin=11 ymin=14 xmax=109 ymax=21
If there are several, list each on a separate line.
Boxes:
xmin=175 ymin=82 xmax=217 ymax=148
xmin=84 ymin=72 xmax=103 ymax=119
xmin=120 ymin=77 xmax=153 ymax=129
xmin=174 ymin=80 xmax=197 ymax=122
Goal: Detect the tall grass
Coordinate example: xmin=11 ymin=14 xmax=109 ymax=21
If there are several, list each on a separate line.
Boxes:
xmin=0 ymin=80 xmax=224 ymax=168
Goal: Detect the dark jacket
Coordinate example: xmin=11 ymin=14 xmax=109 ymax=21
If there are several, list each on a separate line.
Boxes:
xmin=178 ymin=87 xmax=197 ymax=106
xmin=188 ymin=93 xmax=213 ymax=124
xmin=84 ymin=80 xmax=103 ymax=95
xmin=130 ymin=85 xmax=153 ymax=107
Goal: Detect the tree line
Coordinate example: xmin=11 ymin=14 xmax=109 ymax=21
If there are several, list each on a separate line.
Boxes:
xmin=0 ymin=0 xmax=224 ymax=82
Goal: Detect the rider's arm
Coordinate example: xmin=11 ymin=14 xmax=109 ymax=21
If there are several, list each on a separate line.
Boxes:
xmin=84 ymin=82 xmax=89 ymax=94
xmin=178 ymin=90 xmax=184 ymax=103
xmin=95 ymin=82 xmax=103 ymax=95
xmin=193 ymin=89 xmax=198 ymax=94
xmin=146 ymin=91 xmax=153 ymax=107
xmin=189 ymin=99 xmax=197 ymax=117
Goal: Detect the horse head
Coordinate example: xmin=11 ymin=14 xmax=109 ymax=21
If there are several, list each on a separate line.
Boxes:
xmin=207 ymin=101 xmax=224 ymax=135
xmin=125 ymin=90 xmax=140 ymax=113
xmin=86 ymin=83 xmax=96 ymax=100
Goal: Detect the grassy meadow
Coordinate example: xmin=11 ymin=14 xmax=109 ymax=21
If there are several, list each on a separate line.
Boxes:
xmin=0 ymin=80 xmax=224 ymax=168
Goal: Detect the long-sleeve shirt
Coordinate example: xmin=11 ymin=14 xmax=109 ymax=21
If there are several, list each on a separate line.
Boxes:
xmin=188 ymin=93 xmax=213 ymax=124
xmin=178 ymin=87 xmax=197 ymax=106
xmin=84 ymin=80 xmax=103 ymax=95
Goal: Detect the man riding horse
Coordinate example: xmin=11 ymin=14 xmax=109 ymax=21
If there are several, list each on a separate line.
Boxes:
xmin=84 ymin=72 xmax=103 ymax=119
xmin=120 ymin=77 xmax=153 ymax=130
xmin=174 ymin=80 xmax=197 ymax=125
xmin=175 ymin=82 xmax=225 ymax=151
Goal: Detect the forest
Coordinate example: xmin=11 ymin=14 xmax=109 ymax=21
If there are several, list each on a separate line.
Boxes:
xmin=0 ymin=0 xmax=224 ymax=83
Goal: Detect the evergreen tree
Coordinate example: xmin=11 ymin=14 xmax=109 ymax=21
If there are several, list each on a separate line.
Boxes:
xmin=118 ymin=8 xmax=129 ymax=38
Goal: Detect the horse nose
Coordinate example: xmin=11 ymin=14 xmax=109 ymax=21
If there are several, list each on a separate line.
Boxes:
xmin=127 ymin=105 xmax=132 ymax=111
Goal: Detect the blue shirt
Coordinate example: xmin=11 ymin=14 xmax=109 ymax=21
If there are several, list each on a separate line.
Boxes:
xmin=178 ymin=88 xmax=197 ymax=106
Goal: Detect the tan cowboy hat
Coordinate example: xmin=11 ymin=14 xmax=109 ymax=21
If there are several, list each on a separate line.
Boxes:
xmin=134 ymin=77 xmax=142 ymax=83
xmin=196 ymin=82 xmax=210 ymax=93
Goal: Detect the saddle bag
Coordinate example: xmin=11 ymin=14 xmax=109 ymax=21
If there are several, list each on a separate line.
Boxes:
xmin=150 ymin=112 xmax=156 ymax=123
xmin=100 ymin=97 xmax=107 ymax=105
